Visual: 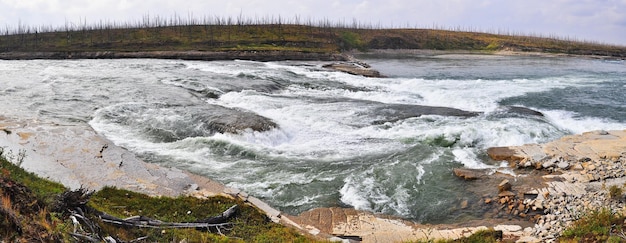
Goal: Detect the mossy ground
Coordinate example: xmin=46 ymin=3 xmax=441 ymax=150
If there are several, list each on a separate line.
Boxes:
xmin=0 ymin=155 xmax=320 ymax=242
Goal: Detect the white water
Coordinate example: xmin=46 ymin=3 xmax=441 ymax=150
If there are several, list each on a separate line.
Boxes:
xmin=1 ymin=55 xmax=624 ymax=222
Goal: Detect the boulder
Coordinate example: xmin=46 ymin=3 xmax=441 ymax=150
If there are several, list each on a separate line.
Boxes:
xmin=323 ymin=62 xmax=384 ymax=78
xmin=487 ymin=147 xmax=521 ymax=162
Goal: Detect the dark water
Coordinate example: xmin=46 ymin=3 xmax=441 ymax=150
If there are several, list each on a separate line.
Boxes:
xmin=0 ymin=55 xmax=624 ymax=223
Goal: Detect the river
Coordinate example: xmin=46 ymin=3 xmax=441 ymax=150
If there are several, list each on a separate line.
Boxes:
xmin=0 ymin=53 xmax=624 ymax=223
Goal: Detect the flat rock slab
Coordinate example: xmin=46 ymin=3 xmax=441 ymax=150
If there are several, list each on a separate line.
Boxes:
xmin=290 ymin=207 xmax=532 ymax=242
xmin=0 ymin=117 xmax=205 ymax=197
xmin=488 ymin=130 xmax=626 ymax=167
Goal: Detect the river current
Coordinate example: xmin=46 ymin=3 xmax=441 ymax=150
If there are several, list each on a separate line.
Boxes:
xmin=0 ymin=53 xmax=624 ymax=223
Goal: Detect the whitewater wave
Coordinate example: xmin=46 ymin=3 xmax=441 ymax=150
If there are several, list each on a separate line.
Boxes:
xmin=2 ymin=57 xmax=621 ymax=221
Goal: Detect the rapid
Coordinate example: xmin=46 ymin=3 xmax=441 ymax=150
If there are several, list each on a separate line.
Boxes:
xmin=0 ymin=53 xmax=624 ymax=223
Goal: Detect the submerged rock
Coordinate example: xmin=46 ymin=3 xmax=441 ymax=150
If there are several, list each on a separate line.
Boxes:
xmin=371 ymin=103 xmax=480 ymax=124
xmin=504 ymin=106 xmax=544 ymax=117
xmin=201 ymin=106 xmax=278 ymax=134
xmin=96 ymin=103 xmax=278 ymax=143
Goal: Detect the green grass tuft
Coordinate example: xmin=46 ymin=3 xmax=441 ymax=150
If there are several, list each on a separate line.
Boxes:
xmin=560 ymin=208 xmax=625 ymax=242
xmin=0 ymin=154 xmax=65 ymax=205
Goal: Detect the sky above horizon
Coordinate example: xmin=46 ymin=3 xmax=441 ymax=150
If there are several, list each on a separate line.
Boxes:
xmin=1 ymin=0 xmax=625 ymax=45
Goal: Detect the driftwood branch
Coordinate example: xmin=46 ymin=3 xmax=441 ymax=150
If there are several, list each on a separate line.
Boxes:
xmin=98 ymin=204 xmax=239 ymax=229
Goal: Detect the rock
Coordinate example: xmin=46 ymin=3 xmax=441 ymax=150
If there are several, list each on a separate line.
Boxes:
xmin=371 ymin=103 xmax=480 ymax=124
xmin=517 ymin=203 xmax=526 ymax=211
xmin=499 ymin=179 xmax=512 ymax=192
xmin=487 ymin=147 xmax=521 ymax=162
xmin=533 ymin=199 xmax=544 ymax=210
xmin=485 ymin=198 xmax=492 ymax=204
xmin=499 ymin=191 xmax=516 ymax=198
xmin=557 ymin=161 xmax=570 ymax=170
xmin=223 ymin=187 xmax=241 ymax=196
xmin=520 ymin=158 xmax=532 ymax=167
xmin=582 ymin=162 xmax=596 ymax=171
xmin=460 ymin=200 xmax=469 ymax=209
xmin=517 ymin=236 xmax=541 ymax=243
xmin=571 ymin=163 xmax=584 ymax=170
xmin=500 ymin=197 xmax=509 ymax=204
xmin=183 ymin=183 xmax=199 ymax=192
xmin=504 ymin=106 xmax=545 ymax=117
xmin=323 ymin=62 xmax=384 ymax=77
xmin=453 ymin=168 xmax=482 ymax=180
xmin=542 ymin=160 xmax=556 ymax=168
xmin=494 ymin=224 xmax=523 ymax=232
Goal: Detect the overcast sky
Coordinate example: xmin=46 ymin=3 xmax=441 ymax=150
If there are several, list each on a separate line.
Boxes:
xmin=1 ymin=0 xmax=625 ymax=45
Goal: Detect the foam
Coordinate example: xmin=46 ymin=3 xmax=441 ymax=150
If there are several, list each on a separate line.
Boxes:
xmin=541 ymin=109 xmax=626 ymax=134
xmin=38 ymin=58 xmax=621 ymax=220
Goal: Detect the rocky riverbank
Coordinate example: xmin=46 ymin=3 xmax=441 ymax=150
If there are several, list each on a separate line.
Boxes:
xmin=287 ymin=130 xmax=626 ymax=242
xmin=486 ymin=130 xmax=626 ymax=240
xmin=3 ymin=119 xmax=626 ymax=241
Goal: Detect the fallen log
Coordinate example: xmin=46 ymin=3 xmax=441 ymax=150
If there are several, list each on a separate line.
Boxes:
xmin=97 ymin=204 xmax=239 ymax=229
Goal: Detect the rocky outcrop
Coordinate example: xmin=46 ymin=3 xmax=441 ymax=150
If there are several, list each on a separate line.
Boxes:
xmin=483 ymin=130 xmax=626 ymax=240
xmin=488 ymin=130 xmax=626 ymax=168
xmin=0 ymin=117 xmax=200 ymax=196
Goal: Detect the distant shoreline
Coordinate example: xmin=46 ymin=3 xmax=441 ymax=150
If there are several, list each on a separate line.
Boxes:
xmin=0 ymin=50 xmax=349 ymax=62
xmin=2 ymin=49 xmax=623 ymax=62
xmin=350 ymin=49 xmax=626 ymax=60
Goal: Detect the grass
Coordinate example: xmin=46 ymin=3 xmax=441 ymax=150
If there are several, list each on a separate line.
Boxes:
xmin=560 ymin=208 xmax=626 ymax=242
xmin=0 ymin=153 xmax=320 ymax=242
xmin=0 ymin=148 xmax=65 ymax=206
xmin=89 ymin=187 xmax=314 ymax=242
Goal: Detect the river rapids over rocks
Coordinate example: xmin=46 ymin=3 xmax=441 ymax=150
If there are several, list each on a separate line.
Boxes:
xmin=0 ymin=53 xmax=624 ymax=224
